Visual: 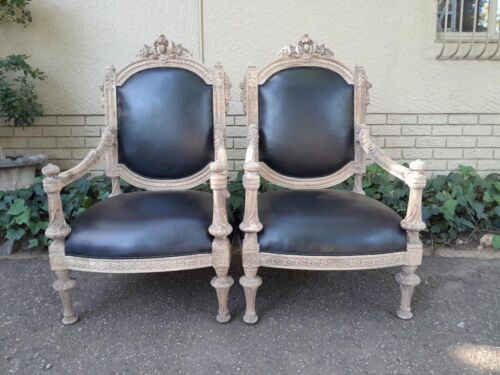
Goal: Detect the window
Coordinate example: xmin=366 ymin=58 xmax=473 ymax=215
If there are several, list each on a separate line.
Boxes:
xmin=436 ymin=0 xmax=500 ymax=59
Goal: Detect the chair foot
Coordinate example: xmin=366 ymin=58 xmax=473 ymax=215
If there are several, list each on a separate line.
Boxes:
xmin=211 ymin=275 xmax=234 ymax=323
xmin=243 ymin=312 xmax=259 ymax=325
xmin=53 ymin=270 xmax=78 ymax=325
xmin=396 ymin=265 xmax=420 ymax=320
xmin=240 ymin=275 xmax=262 ymax=324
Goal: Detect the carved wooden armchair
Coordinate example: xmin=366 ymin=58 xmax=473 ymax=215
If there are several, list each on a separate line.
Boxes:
xmin=42 ymin=35 xmax=233 ymax=324
xmin=239 ymin=35 xmax=427 ymax=324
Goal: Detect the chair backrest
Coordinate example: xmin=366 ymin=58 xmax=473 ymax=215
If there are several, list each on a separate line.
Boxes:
xmin=102 ymin=35 xmax=230 ymax=189
xmin=259 ymin=66 xmax=354 ymax=178
xmin=242 ymin=35 xmax=370 ymax=188
xmin=117 ymin=67 xmax=214 ymax=179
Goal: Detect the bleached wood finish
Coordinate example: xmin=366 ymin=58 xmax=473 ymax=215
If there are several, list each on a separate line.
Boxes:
xmin=43 ymin=35 xmax=233 ymax=324
xmin=239 ymin=35 xmax=427 ymax=323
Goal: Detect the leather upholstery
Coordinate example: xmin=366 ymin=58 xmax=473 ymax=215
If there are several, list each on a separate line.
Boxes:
xmin=66 ymin=191 xmax=219 ymax=259
xmin=258 ymin=190 xmax=407 ymax=256
xmin=258 ymin=67 xmax=354 ymax=178
xmin=117 ymin=67 xmax=214 ymax=179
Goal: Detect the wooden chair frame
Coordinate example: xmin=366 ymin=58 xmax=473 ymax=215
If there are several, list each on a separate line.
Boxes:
xmin=42 ymin=35 xmax=234 ymax=324
xmin=239 ymin=35 xmax=427 ymax=324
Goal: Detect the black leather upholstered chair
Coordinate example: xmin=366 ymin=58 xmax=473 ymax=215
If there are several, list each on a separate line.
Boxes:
xmin=239 ymin=35 xmax=427 ymax=324
xmin=42 ymin=35 xmax=234 ymax=324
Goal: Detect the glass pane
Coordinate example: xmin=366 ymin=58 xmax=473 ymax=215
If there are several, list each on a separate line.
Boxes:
xmin=437 ymin=0 xmax=490 ymax=32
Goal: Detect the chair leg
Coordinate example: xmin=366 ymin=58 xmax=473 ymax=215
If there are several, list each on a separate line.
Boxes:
xmin=211 ymin=268 xmax=234 ymax=323
xmin=239 ymin=268 xmax=262 ymax=324
xmin=395 ymin=265 xmax=421 ymax=320
xmin=53 ymin=270 xmax=78 ymax=325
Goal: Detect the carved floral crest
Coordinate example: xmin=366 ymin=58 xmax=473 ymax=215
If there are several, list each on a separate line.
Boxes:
xmin=136 ymin=34 xmax=192 ymax=61
xmin=278 ymin=34 xmax=335 ymax=60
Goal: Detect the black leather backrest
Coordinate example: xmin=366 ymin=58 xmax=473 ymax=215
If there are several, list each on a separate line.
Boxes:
xmin=117 ymin=67 xmax=214 ymax=179
xmin=258 ymin=67 xmax=354 ymax=178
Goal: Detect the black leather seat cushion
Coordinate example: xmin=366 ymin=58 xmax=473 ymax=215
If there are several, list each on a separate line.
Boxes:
xmin=258 ymin=67 xmax=354 ymax=178
xmin=258 ymin=190 xmax=407 ymax=256
xmin=117 ymin=67 xmax=214 ymax=179
xmin=66 ymin=191 xmax=224 ymax=259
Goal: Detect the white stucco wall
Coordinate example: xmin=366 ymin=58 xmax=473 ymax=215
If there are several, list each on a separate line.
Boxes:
xmin=0 ymin=0 xmax=499 ymax=114
xmin=0 ymin=0 xmax=201 ymax=114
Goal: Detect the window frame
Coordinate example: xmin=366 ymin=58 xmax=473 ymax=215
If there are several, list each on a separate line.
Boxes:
xmin=436 ymin=0 xmax=499 ymax=40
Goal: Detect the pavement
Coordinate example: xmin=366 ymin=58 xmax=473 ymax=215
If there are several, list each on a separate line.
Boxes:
xmin=0 ymin=255 xmax=499 ymax=374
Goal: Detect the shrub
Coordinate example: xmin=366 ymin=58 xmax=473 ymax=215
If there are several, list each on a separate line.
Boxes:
xmin=0 ymin=0 xmax=32 ymax=25
xmin=0 ymin=54 xmax=46 ymax=127
xmin=0 ymin=165 xmax=498 ymax=249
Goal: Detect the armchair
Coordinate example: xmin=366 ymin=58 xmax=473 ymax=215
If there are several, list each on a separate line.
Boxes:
xmin=239 ymin=35 xmax=426 ymax=324
xmin=43 ymin=35 xmax=233 ymax=324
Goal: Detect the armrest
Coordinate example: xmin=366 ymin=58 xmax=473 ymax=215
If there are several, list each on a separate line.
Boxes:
xmin=42 ymin=127 xmax=116 ymax=188
xmin=240 ymin=124 xmax=262 ymax=234
xmin=358 ymin=123 xmax=410 ymax=181
xmin=42 ymin=127 xmax=115 ymax=245
xmin=358 ymin=123 xmax=427 ymax=233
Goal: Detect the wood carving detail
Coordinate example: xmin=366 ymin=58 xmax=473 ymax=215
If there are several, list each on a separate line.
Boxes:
xmin=136 ymin=34 xmax=191 ymax=61
xmin=259 ymin=252 xmax=407 ymax=270
xmin=65 ymin=255 xmax=213 ymax=273
xmin=278 ymin=34 xmax=335 ymax=60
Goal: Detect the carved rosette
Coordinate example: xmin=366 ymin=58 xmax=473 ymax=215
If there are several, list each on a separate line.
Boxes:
xmin=278 ymin=34 xmax=335 ymax=60
xmin=135 ymin=34 xmax=192 ymax=61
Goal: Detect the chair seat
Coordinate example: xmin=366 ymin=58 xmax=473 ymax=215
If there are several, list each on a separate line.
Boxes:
xmin=66 ymin=191 xmax=217 ymax=259
xmin=258 ymin=190 xmax=407 ymax=256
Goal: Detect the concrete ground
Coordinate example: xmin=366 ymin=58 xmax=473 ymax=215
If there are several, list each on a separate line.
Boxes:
xmin=0 ymin=255 xmax=499 ymax=374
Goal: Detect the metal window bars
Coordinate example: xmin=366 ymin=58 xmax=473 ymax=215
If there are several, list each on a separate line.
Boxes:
xmin=437 ymin=0 xmax=500 ymax=59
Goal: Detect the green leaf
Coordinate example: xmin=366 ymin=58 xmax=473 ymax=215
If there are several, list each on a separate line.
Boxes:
xmin=13 ymin=206 xmax=30 ymax=225
xmin=493 ymin=235 xmax=500 ymax=250
xmin=28 ymin=238 xmax=39 ymax=248
xmin=6 ymin=227 xmax=25 ymax=241
xmin=7 ymin=198 xmax=26 ymax=215
xmin=442 ymin=199 xmax=458 ymax=221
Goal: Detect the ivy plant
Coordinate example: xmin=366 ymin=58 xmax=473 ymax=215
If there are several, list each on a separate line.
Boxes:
xmin=0 ymin=165 xmax=498 ymax=249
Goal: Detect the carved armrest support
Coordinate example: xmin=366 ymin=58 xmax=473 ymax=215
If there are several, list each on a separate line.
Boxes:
xmin=240 ymin=160 xmax=262 ymax=234
xmin=209 ymin=159 xmax=232 ymax=239
xmin=401 ymin=160 xmax=427 ymax=233
xmin=42 ymin=163 xmax=71 ymax=241
xmin=239 ymin=123 xmax=262 ymax=233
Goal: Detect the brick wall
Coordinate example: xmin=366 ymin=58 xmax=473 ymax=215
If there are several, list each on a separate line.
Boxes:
xmin=1 ymin=113 xmax=499 ymax=178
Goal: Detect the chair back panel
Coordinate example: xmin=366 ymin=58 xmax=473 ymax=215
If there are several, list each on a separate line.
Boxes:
xmin=117 ymin=67 xmax=214 ymax=179
xmin=258 ymin=66 xmax=354 ymax=178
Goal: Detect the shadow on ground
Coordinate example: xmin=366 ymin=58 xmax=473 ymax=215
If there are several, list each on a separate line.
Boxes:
xmin=0 ymin=256 xmax=498 ymax=374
